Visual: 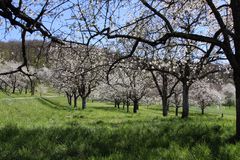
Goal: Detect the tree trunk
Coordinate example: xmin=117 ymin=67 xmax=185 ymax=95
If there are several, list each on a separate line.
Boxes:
xmin=133 ymin=100 xmax=139 ymax=113
xmin=127 ymin=99 xmax=130 ymax=113
xmin=234 ymin=71 xmax=240 ymax=139
xmin=175 ymin=105 xmax=179 ymax=116
xmin=25 ymin=85 xmax=28 ymax=94
xmin=67 ymin=95 xmax=72 ymax=106
xmin=162 ymin=95 xmax=168 ymax=116
xmin=12 ymin=85 xmax=16 ymax=94
xmin=123 ymin=101 xmax=125 ymax=109
xmin=117 ymin=102 xmax=120 ymax=109
xmin=82 ymin=97 xmax=87 ymax=109
xmin=69 ymin=96 xmax=72 ymax=106
xmin=73 ymin=94 xmax=78 ymax=109
xmin=228 ymin=0 xmax=240 ymax=136
xmin=201 ymin=108 xmax=204 ymax=115
xmin=182 ymin=82 xmax=189 ymax=118
xmin=162 ymin=73 xmax=168 ymax=116
xmin=30 ymin=81 xmax=35 ymax=96
xmin=12 ymin=76 xmax=16 ymax=94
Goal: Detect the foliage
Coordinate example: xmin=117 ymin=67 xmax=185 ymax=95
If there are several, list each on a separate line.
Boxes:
xmin=190 ymin=80 xmax=222 ymax=113
xmin=221 ymin=83 xmax=235 ymax=106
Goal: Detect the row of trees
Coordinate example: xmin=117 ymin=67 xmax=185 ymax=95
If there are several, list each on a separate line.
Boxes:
xmin=0 ymin=60 xmax=37 ymax=95
xmin=0 ymin=40 xmax=234 ymax=114
xmin=1 ymin=0 xmax=240 ymax=137
xmin=31 ymin=42 xmax=233 ymax=115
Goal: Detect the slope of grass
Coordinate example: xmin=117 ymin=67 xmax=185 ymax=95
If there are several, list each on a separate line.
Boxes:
xmin=0 ymin=96 xmax=239 ymax=160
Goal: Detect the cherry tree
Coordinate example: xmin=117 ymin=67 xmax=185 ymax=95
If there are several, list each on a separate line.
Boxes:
xmin=0 ymin=60 xmax=30 ymax=94
xmin=96 ymin=70 xmax=132 ymax=111
xmin=36 ymin=84 xmax=48 ymax=97
xmin=109 ymin=60 xmax=153 ymax=113
xmin=149 ymin=69 xmax=179 ymax=116
xmin=2 ymin=0 xmax=240 ymax=138
xmin=169 ymin=84 xmax=182 ymax=116
xmin=50 ymin=44 xmax=106 ymax=109
xmin=191 ymin=80 xmax=222 ymax=115
xmin=222 ymin=83 xmax=235 ymax=106
xmin=77 ymin=0 xmax=224 ymax=118
xmin=141 ymin=42 xmax=223 ymax=118
xmin=75 ymin=0 xmax=240 ymax=138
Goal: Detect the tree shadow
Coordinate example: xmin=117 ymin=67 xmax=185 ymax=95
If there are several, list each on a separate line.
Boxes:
xmin=0 ymin=121 xmax=237 ymax=160
xmin=146 ymin=107 xmax=161 ymax=111
xmin=37 ymin=97 xmax=70 ymax=111
xmin=91 ymin=105 xmax=129 ymax=113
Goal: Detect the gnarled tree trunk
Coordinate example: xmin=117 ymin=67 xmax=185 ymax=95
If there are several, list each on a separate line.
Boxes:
xmin=162 ymin=73 xmax=168 ymax=116
xmin=30 ymin=80 xmax=35 ymax=96
xmin=201 ymin=108 xmax=205 ymax=115
xmin=127 ymin=99 xmax=130 ymax=113
xmin=162 ymin=95 xmax=168 ymax=117
xmin=133 ymin=100 xmax=139 ymax=113
xmin=66 ymin=92 xmax=72 ymax=106
xmin=234 ymin=71 xmax=240 ymax=139
xmin=122 ymin=101 xmax=125 ymax=109
xmin=182 ymin=82 xmax=189 ymax=118
xmin=73 ymin=93 xmax=78 ymax=109
xmin=175 ymin=105 xmax=179 ymax=116
xmin=25 ymin=85 xmax=28 ymax=94
xmin=82 ymin=97 xmax=87 ymax=109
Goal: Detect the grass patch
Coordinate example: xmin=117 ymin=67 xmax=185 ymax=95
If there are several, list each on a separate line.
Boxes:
xmin=0 ymin=96 xmax=238 ymax=159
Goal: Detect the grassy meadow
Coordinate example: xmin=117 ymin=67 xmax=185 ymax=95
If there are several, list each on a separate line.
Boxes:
xmin=0 ymin=93 xmax=239 ymax=160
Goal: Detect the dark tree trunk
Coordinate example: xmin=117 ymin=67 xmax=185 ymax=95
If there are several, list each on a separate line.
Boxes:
xmin=69 ymin=96 xmax=72 ymax=106
xmin=127 ymin=99 xmax=130 ymax=113
xmin=12 ymin=85 xmax=16 ymax=94
xmin=133 ymin=100 xmax=139 ymax=113
xmin=234 ymin=71 xmax=240 ymax=139
xmin=123 ymin=101 xmax=125 ymax=109
xmin=30 ymin=81 xmax=35 ymax=96
xmin=25 ymin=85 xmax=28 ymax=94
xmin=82 ymin=97 xmax=87 ymax=109
xmin=117 ymin=102 xmax=120 ymax=109
xmin=227 ymin=0 xmax=240 ymax=137
xmin=162 ymin=95 xmax=168 ymax=117
xmin=175 ymin=105 xmax=179 ymax=116
xmin=67 ymin=94 xmax=72 ymax=106
xmin=162 ymin=73 xmax=168 ymax=116
xmin=73 ymin=94 xmax=78 ymax=109
xmin=12 ymin=76 xmax=16 ymax=94
xmin=201 ymin=108 xmax=204 ymax=115
xmin=150 ymin=70 xmax=170 ymax=117
xmin=182 ymin=82 xmax=189 ymax=118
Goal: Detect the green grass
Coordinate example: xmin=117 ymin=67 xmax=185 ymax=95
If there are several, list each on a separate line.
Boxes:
xmin=0 ymin=88 xmax=60 ymax=99
xmin=0 ymin=95 xmax=239 ymax=160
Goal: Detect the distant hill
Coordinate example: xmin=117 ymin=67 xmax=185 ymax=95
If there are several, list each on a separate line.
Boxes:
xmin=0 ymin=40 xmax=49 ymax=67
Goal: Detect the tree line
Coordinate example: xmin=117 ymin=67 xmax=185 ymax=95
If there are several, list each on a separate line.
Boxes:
xmin=1 ymin=0 xmax=240 ymax=138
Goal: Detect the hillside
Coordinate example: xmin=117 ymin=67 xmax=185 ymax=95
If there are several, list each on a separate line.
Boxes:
xmin=0 ymin=95 xmax=238 ymax=160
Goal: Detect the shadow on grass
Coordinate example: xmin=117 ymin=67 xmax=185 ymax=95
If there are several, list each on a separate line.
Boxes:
xmin=37 ymin=97 xmax=70 ymax=111
xmin=146 ymin=107 xmax=225 ymax=118
xmin=91 ymin=105 xmax=130 ymax=113
xmin=146 ymin=107 xmax=162 ymax=111
xmin=0 ymin=120 xmax=238 ymax=160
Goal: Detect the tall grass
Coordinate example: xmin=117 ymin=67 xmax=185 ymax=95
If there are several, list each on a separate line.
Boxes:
xmin=0 ymin=96 xmax=238 ymax=159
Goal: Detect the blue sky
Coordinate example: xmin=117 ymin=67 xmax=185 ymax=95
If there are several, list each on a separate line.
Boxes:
xmin=0 ymin=0 xmax=74 ymax=42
